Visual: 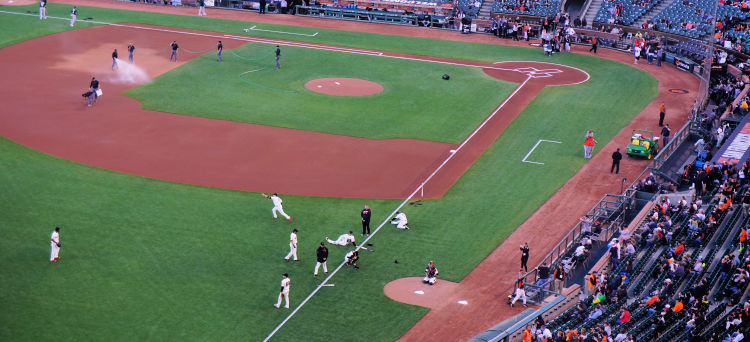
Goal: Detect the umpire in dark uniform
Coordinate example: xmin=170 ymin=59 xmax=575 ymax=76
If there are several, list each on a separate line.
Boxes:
xmin=611 ymin=148 xmax=622 ymax=174
xmin=361 ymin=204 xmax=371 ymax=236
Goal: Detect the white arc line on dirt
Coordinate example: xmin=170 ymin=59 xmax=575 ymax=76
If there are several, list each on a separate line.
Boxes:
xmin=247 ymin=25 xmax=319 ymax=37
xmin=522 ymin=139 xmax=562 ymax=165
xmin=262 ymin=76 xmax=532 ymax=342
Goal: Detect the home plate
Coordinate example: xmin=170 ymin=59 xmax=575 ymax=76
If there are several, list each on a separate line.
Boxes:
xmin=457 ymin=300 xmax=468 ymax=305
xmin=414 ymin=290 xmax=425 ymax=295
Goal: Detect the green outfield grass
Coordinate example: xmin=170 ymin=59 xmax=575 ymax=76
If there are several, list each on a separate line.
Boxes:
xmin=0 ymin=5 xmax=658 ymax=342
xmin=125 ymin=44 xmax=516 ymax=142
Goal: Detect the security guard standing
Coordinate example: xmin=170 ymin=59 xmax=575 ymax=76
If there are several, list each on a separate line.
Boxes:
xmin=611 ymin=148 xmax=622 ymax=174
xmin=361 ymin=204 xmax=371 ymax=236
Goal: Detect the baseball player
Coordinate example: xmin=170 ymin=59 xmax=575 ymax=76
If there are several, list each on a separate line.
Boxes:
xmin=217 ymin=41 xmax=223 ymax=62
xmin=275 ymin=45 xmax=281 ymax=69
xmin=326 ymin=231 xmax=356 ymax=247
xmin=39 ymin=0 xmax=47 ymax=20
xmin=127 ymin=43 xmax=135 ymax=64
xmin=50 ymin=227 xmax=61 ymax=262
xmin=390 ymin=211 xmax=409 ymax=229
xmin=169 ymin=41 xmax=179 ymax=62
xmin=510 ymin=271 xmax=528 ymax=307
xmin=314 ymin=242 xmax=328 ymax=277
xmin=344 ymin=250 xmax=359 ymax=269
xmin=274 ymin=273 xmax=290 ymax=308
xmin=263 ymin=193 xmax=291 ymax=221
xmin=197 ymin=0 xmax=207 ymax=16
xmin=284 ymin=229 xmax=298 ymax=262
xmin=423 ymin=261 xmax=438 ymax=285
xmin=70 ymin=6 xmax=77 ymax=27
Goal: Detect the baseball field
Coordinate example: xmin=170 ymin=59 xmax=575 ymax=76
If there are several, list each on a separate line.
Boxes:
xmin=0 ymin=2 xmax=659 ymax=341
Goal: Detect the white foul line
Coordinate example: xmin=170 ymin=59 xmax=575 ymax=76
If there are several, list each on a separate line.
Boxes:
xmin=261 ymin=75 xmax=533 ymax=341
xmin=521 ymin=139 xmax=562 ymax=165
xmin=248 ymin=25 xmax=319 ymax=37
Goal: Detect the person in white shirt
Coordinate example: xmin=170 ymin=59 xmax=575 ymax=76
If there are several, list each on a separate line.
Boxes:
xmin=326 ymin=231 xmax=356 ymax=246
xmin=274 ymin=273 xmax=290 ymax=308
xmin=263 ymin=193 xmax=291 ymax=221
xmin=50 ymin=226 xmax=61 ymax=262
xmin=284 ymin=229 xmax=298 ymax=262
xmin=390 ymin=211 xmax=409 ymax=229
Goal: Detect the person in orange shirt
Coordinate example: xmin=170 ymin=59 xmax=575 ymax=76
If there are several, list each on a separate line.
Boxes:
xmin=740 ymin=226 xmax=748 ymax=250
xmin=521 ymin=326 xmax=533 ymax=342
xmin=673 ymin=300 xmax=684 ymax=313
xmin=674 ymin=241 xmax=685 ymax=256
xmin=584 ymin=129 xmax=598 ymax=158
xmin=659 ymin=102 xmax=666 ymax=126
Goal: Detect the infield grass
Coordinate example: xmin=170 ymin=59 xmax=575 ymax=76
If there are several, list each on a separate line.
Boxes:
xmin=125 ymin=44 xmax=516 ymax=143
xmin=0 ymin=5 xmax=658 ymax=342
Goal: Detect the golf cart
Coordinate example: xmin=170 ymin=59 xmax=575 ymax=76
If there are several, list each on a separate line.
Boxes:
xmin=627 ymin=129 xmax=659 ymax=159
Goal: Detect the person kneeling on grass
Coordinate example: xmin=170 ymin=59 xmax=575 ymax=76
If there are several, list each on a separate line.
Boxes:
xmin=390 ymin=211 xmax=409 ymax=229
xmin=345 ymin=250 xmax=359 ymax=269
xmin=423 ymin=261 xmax=439 ymax=285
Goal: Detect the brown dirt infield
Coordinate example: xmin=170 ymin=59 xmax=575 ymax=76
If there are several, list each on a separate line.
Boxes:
xmin=384 ymin=277 xmax=460 ymax=309
xmin=304 ymin=77 xmax=383 ymax=96
xmin=0 ymin=3 xmax=701 ymax=340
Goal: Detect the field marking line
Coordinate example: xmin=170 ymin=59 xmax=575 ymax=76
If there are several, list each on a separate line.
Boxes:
xmin=0 ymin=10 xmax=589 ymax=82
xmin=262 ymin=75 xmax=532 ymax=342
xmin=246 ymin=25 xmax=319 ymax=37
xmin=522 ymin=139 xmax=562 ymax=165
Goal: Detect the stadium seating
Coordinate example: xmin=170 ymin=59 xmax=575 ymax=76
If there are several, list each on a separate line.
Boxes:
xmin=491 ymin=0 xmax=561 ymax=17
xmin=593 ymin=0 xmax=660 ymax=26
xmin=652 ymin=0 xmax=716 ymax=38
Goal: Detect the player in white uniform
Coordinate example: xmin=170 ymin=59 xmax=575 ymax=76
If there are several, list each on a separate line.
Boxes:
xmin=390 ymin=211 xmax=409 ymax=229
xmin=423 ymin=261 xmax=438 ymax=285
xmin=326 ymin=231 xmax=356 ymax=246
xmin=70 ymin=6 xmax=77 ymax=27
xmin=274 ymin=273 xmax=290 ymax=308
xmin=39 ymin=0 xmax=47 ymax=20
xmin=50 ymin=227 xmax=61 ymax=262
xmin=264 ymin=193 xmax=291 ymax=221
xmin=284 ymin=229 xmax=298 ymax=262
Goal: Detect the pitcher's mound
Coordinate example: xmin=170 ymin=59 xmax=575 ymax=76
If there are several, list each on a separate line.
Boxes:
xmin=384 ymin=277 xmax=459 ymax=309
xmin=304 ymin=78 xmax=383 ymax=96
